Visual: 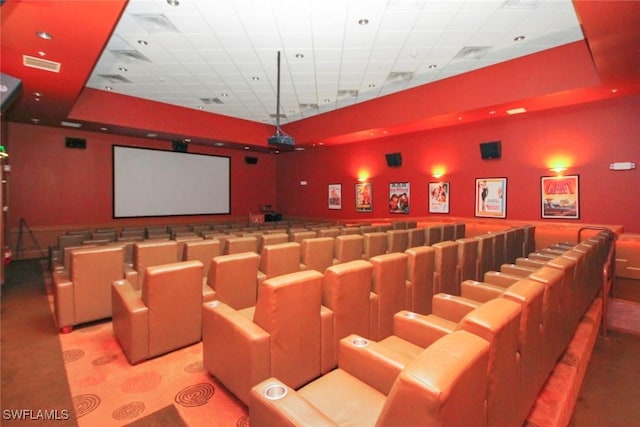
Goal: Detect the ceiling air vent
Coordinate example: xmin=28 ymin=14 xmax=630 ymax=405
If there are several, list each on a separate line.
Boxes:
xmin=338 ymin=90 xmax=359 ymax=98
xmin=98 ymin=74 xmax=132 ymax=84
xmin=23 ymin=55 xmax=61 ymax=73
xmin=200 ymin=97 xmax=223 ymax=105
xmin=385 ymin=71 xmax=414 ymax=83
xmin=454 ymin=46 xmax=491 ymax=60
xmin=109 ymin=49 xmax=151 ymax=63
xmin=132 ymin=14 xmax=179 ymax=33
xmin=299 ymin=103 xmax=318 ymax=111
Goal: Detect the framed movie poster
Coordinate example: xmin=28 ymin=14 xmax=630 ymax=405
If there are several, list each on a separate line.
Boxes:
xmin=355 ymin=182 xmax=372 ymax=212
xmin=328 ymin=183 xmax=342 ymax=210
xmin=475 ymin=177 xmax=507 ymax=218
xmin=428 ymin=181 xmax=450 ymax=214
xmin=541 ymin=174 xmax=580 ymax=219
xmin=389 ymin=182 xmax=410 ymax=214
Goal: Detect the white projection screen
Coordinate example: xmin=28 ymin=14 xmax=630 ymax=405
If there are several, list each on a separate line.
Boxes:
xmin=113 ymin=145 xmax=230 ymax=218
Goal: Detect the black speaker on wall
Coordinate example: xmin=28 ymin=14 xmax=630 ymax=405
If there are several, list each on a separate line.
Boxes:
xmin=480 ymin=141 xmax=501 ymax=160
xmin=172 ymin=140 xmax=188 ymax=152
xmin=245 ymin=156 xmax=258 ymax=165
xmin=65 ymin=137 xmax=86 ymax=149
xmin=385 ymin=152 xmax=402 ymax=167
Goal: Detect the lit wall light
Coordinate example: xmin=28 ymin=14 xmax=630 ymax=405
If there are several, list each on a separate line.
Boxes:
xmin=357 ymin=171 xmax=369 ymax=182
xmin=431 ymin=166 xmax=446 ymax=179
xmin=549 ymin=166 xmax=568 ymax=176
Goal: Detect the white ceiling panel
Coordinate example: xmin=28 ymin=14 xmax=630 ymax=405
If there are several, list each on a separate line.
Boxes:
xmin=86 ymin=0 xmax=584 ymax=126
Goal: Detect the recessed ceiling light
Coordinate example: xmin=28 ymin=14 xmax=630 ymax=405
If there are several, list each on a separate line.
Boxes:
xmin=146 ymin=133 xmax=158 ymax=138
xmin=506 ymin=107 xmax=527 ymax=115
xmin=137 ymin=40 xmax=148 ymax=46
xmin=221 ymin=93 xmax=229 ymax=97
xmin=105 ymin=86 xmax=113 ymax=91
xmin=295 ymin=53 xmax=304 ymax=59
xmin=514 ymin=35 xmax=526 ymax=42
xmin=244 ymin=146 xmax=250 ymax=150
xmin=36 ymin=31 xmax=52 ymax=40
xmin=358 ymin=18 xmax=369 ymax=26
xmin=61 ymin=121 xmax=82 ymax=128
xmin=118 ymin=67 xmax=128 ymax=72
xmin=251 ymin=76 xmax=260 ymax=81
xmin=100 ymin=127 xmax=109 ymax=132
xmin=213 ymin=142 xmax=224 ymax=147
xmin=368 ymin=84 xmax=376 ymax=88
xmin=167 ymin=0 xmax=180 ymax=6
xmin=428 ymin=64 xmax=438 ymax=69
xmin=323 ymin=99 xmax=331 ymax=103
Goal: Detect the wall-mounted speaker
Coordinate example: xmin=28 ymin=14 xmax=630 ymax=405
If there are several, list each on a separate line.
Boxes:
xmin=480 ymin=141 xmax=501 ymax=160
xmin=65 ymin=137 xmax=86 ymax=149
xmin=244 ymin=156 xmax=258 ymax=165
xmin=385 ymin=152 xmax=402 ymax=167
xmin=172 ymin=140 xmax=188 ymax=152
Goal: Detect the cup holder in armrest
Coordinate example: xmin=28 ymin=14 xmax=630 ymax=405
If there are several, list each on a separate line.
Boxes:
xmin=351 ymin=337 xmax=369 ymax=348
xmin=206 ymin=300 xmax=222 ymax=308
xmin=264 ymin=383 xmax=288 ymax=400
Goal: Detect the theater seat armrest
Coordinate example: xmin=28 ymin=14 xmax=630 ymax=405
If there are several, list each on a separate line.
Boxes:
xmin=123 ymin=265 xmax=139 ymax=290
xmin=111 ymin=279 xmax=148 ymax=364
xmin=392 ymin=310 xmax=451 ymax=348
xmin=250 ymin=378 xmax=337 ymax=427
xmin=432 ymin=293 xmax=481 ymax=322
xmin=338 ymin=334 xmax=407 ymax=395
xmin=53 ymin=273 xmax=74 ymax=329
xmin=257 ymin=271 xmax=267 ymax=286
xmin=320 ymin=305 xmax=335 ymax=374
xmin=460 ymin=280 xmax=504 ymax=302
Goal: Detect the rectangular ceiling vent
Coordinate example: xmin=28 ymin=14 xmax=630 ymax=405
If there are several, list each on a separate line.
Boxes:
xmin=269 ymin=113 xmax=287 ymax=119
xmin=109 ymin=49 xmax=151 ymax=63
xmin=385 ymin=71 xmax=414 ymax=83
xmin=454 ymin=46 xmax=491 ymax=60
xmin=338 ymin=89 xmax=359 ymax=98
xmin=98 ymin=74 xmax=132 ymax=84
xmin=299 ymin=103 xmax=318 ymax=111
xmin=133 ymin=14 xmax=179 ymax=33
xmin=200 ymin=97 xmax=223 ymax=105
xmin=23 ymin=55 xmax=61 ymax=73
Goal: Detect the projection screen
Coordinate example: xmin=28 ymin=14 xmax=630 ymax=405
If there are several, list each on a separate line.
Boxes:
xmin=113 ymin=145 xmax=230 ymax=218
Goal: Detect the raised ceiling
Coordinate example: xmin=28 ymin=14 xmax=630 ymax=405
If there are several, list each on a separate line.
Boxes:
xmin=1 ymin=0 xmax=639 ymax=151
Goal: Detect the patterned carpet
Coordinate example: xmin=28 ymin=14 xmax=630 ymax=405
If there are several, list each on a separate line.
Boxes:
xmin=43 ymin=281 xmax=248 ymax=426
xmin=56 ymin=319 xmax=249 ymax=426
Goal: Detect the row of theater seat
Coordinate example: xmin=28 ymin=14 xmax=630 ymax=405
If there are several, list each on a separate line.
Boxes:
xmin=51 ymin=221 xmax=532 ymax=334
xmin=244 ymin=229 xmax=614 ymax=426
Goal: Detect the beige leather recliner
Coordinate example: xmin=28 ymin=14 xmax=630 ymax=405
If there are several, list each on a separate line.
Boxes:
xmin=207 ymin=252 xmax=264 ymax=309
xmin=202 ymin=270 xmax=328 ymax=405
xmin=249 ymin=330 xmax=490 ymax=427
xmin=300 ymin=237 xmax=335 ymax=273
xmin=111 ymin=260 xmax=204 ymax=364
xmin=54 ymin=244 xmax=125 ymax=333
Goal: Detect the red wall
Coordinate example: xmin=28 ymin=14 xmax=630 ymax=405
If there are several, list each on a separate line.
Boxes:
xmin=276 ymin=95 xmax=640 ymax=233
xmin=6 ymin=123 xmax=277 ymax=229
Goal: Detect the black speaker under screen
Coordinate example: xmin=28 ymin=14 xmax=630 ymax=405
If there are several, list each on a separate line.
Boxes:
xmin=480 ymin=141 xmax=501 ymax=160
xmin=172 ymin=140 xmax=188 ymax=152
xmin=245 ymin=156 xmax=258 ymax=164
xmin=65 ymin=137 xmax=86 ymax=149
xmin=385 ymin=152 xmax=402 ymax=167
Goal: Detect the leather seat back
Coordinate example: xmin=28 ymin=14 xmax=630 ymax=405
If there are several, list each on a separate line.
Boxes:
xmin=253 ymin=270 xmax=324 ymax=389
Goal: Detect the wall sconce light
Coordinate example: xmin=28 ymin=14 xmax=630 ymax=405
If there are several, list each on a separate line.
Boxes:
xmin=431 ymin=166 xmax=446 ymax=179
xmin=357 ymin=170 xmax=369 ymax=182
xmin=609 ymin=162 xmax=636 ymax=171
xmin=549 ymin=166 xmax=567 ymax=176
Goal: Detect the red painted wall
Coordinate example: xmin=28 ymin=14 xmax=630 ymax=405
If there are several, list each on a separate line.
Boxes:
xmin=6 ymin=123 xmax=277 ymax=229
xmin=276 ymin=95 xmax=640 ymax=232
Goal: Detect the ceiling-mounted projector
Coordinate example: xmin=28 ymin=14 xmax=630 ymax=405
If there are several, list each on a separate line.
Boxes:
xmin=268 ymin=51 xmax=295 ymax=147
